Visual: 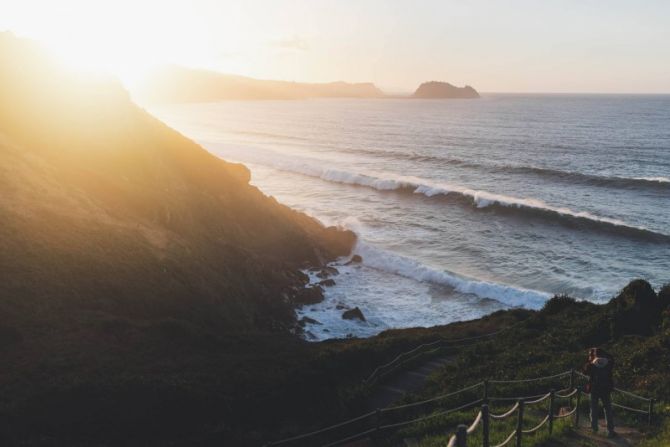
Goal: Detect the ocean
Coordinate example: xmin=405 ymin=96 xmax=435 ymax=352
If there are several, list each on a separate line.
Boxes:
xmin=148 ymin=94 xmax=670 ymax=340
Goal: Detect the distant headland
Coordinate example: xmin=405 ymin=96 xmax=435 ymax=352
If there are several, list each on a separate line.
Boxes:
xmin=135 ymin=65 xmax=385 ymax=103
xmin=412 ymin=81 xmax=480 ymax=99
xmin=133 ymin=66 xmax=479 ymax=102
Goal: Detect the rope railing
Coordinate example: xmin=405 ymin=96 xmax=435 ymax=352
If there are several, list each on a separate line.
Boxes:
xmin=443 ymin=367 xmax=656 ymax=447
xmin=267 ymin=367 xmax=654 ymax=446
xmin=381 ymin=382 xmax=484 ymax=414
xmin=365 ymin=317 xmax=530 ymax=385
xmin=491 ymin=429 xmax=516 ymax=447
xmin=380 ymin=399 xmax=484 ymax=431
xmin=490 ymin=402 xmax=519 ymax=420
xmin=553 ymin=406 xmax=577 ymax=419
xmin=524 ymin=392 xmax=551 ymax=405
xmin=449 ymin=392 xmax=558 ymax=447
xmin=488 ymin=371 xmax=571 ymax=384
xmin=522 ymin=414 xmax=550 ymax=434
xmin=555 ymin=388 xmax=578 ymax=399
xmin=575 ymin=370 xmax=655 ymax=424
xmin=467 ymin=410 xmax=484 ymax=434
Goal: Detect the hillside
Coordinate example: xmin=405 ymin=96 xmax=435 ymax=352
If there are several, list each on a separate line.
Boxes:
xmin=0 ymin=32 xmax=356 ymax=445
xmin=2 ymin=33 xmax=668 ymax=447
xmin=412 ymin=81 xmax=480 ymax=98
xmin=260 ymin=281 xmax=670 ymax=446
xmin=134 ymin=65 xmax=385 ymax=102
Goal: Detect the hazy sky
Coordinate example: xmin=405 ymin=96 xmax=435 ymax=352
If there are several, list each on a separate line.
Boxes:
xmin=2 ymin=0 xmax=669 ymax=92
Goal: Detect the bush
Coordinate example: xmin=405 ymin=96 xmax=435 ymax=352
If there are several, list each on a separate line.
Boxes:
xmin=541 ymin=295 xmax=577 ymax=315
xmin=610 ymin=279 xmax=661 ymax=336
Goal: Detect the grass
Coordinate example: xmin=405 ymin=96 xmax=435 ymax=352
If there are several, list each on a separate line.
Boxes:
xmin=2 ymin=32 xmax=670 ymax=447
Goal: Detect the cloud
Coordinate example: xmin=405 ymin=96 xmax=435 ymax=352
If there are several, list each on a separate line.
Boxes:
xmin=269 ymin=35 xmax=309 ymax=51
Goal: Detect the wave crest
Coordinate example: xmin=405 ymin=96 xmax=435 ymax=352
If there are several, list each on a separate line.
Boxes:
xmin=216 ymin=144 xmax=668 ymax=243
xmin=351 ymin=241 xmax=551 ymax=308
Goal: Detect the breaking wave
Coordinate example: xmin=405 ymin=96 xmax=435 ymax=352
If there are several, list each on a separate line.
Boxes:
xmin=351 ymin=241 xmax=551 ymax=308
xmin=213 ymin=144 xmax=670 ymax=243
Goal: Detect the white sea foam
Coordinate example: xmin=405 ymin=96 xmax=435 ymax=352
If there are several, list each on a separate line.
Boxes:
xmin=634 ymin=176 xmax=670 ymax=183
xmin=352 ymin=241 xmax=551 ymax=308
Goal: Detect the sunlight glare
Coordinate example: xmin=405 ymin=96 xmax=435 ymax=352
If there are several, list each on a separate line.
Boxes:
xmin=2 ymin=0 xmax=224 ymax=87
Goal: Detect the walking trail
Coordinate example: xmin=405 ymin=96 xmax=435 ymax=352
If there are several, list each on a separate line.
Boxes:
xmin=358 ymin=354 xmax=645 ymax=446
xmin=363 ymin=354 xmax=455 ymax=411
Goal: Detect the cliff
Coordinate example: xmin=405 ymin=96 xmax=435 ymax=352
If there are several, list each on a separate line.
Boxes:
xmin=135 ymin=65 xmax=385 ymax=103
xmin=0 ymin=32 xmax=355 ymax=444
xmin=412 ymin=81 xmax=480 ymax=99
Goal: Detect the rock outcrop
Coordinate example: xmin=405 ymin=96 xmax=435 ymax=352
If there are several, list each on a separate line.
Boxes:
xmin=412 ymin=81 xmax=479 ymax=99
xmin=342 ymin=307 xmax=366 ymax=322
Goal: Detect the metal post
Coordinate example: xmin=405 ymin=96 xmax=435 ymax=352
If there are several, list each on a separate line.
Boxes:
xmin=456 ymin=424 xmax=468 ymax=447
xmin=548 ymin=389 xmax=555 ymax=434
xmin=575 ymin=389 xmax=581 ymax=427
xmin=483 ymin=380 xmax=489 ymax=403
xmin=569 ymin=368 xmax=576 ymax=408
xmin=649 ymin=399 xmax=655 ymax=426
xmin=515 ymin=400 xmax=524 ymax=447
xmin=482 ymin=404 xmax=490 ymax=447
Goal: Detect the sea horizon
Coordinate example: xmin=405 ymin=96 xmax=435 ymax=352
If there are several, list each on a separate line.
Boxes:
xmin=149 ymin=93 xmax=670 ymax=340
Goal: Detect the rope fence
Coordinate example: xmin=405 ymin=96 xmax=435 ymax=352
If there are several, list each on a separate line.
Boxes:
xmin=364 ymin=317 xmax=530 ymax=386
xmin=446 ymin=370 xmax=656 ymax=447
xmin=266 ymin=367 xmax=654 ymax=446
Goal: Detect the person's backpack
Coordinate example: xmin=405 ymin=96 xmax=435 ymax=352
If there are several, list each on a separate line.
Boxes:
xmin=589 ymin=357 xmax=613 ymax=393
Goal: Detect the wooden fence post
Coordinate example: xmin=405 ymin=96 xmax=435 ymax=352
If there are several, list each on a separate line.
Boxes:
xmin=649 ymin=399 xmax=655 ymax=426
xmin=575 ymin=389 xmax=581 ymax=427
xmin=515 ymin=400 xmax=524 ymax=447
xmin=483 ymin=380 xmax=489 ymax=403
xmin=456 ymin=424 xmax=467 ymax=447
xmin=482 ymin=404 xmax=490 ymax=447
xmin=569 ymin=368 xmax=576 ymax=408
xmin=548 ymin=389 xmax=555 ymax=434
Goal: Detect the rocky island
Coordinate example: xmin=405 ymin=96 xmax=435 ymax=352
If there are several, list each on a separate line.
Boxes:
xmin=412 ymin=81 xmax=480 ymax=99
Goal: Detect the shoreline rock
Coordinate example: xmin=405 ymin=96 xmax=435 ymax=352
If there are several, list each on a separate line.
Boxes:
xmin=342 ymin=307 xmax=366 ymax=322
xmin=292 ymin=285 xmax=325 ymax=306
xmin=344 ymin=255 xmax=363 ymax=266
xmin=319 ymin=279 xmax=336 ymax=287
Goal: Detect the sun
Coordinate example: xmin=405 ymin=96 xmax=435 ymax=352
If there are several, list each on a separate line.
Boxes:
xmin=2 ymin=0 xmax=219 ymax=88
xmin=46 ymin=34 xmax=153 ymax=86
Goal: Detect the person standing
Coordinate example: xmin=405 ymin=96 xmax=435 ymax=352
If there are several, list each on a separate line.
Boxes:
xmin=583 ymin=347 xmax=616 ymax=437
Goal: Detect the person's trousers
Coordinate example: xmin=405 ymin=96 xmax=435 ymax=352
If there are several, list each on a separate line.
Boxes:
xmin=590 ymin=392 xmax=614 ymax=432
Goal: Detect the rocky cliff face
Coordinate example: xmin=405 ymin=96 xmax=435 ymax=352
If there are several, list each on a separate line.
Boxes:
xmin=412 ymin=81 xmax=480 ymax=99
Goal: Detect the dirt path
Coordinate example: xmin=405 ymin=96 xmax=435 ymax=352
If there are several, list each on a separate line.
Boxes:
xmin=363 ymin=354 xmax=455 ymax=411
xmin=541 ymin=418 xmax=644 ymax=447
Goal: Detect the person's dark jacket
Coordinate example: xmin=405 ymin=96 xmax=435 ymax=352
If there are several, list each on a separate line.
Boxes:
xmin=584 ymin=355 xmax=614 ymax=395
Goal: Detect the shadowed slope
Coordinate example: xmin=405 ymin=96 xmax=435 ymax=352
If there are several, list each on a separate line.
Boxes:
xmin=0 ymin=32 xmax=354 ymax=445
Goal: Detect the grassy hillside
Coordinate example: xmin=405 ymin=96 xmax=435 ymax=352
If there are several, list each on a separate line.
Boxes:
xmin=337 ymin=280 xmax=670 ymax=447
xmin=1 ymin=32 xmax=667 ymax=447
xmin=0 ymin=32 xmax=357 ymax=445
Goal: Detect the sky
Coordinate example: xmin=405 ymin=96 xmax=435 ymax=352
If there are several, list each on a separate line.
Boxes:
xmin=1 ymin=0 xmax=669 ymax=93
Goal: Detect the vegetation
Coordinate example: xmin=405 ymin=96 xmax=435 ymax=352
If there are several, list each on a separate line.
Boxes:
xmin=0 ymin=32 xmax=356 ymax=446
xmin=0 ymin=33 xmax=667 ymax=447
